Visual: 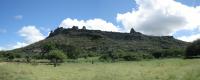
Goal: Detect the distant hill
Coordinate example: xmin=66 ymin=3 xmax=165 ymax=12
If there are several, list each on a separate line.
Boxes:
xmin=5 ymin=26 xmax=188 ymax=58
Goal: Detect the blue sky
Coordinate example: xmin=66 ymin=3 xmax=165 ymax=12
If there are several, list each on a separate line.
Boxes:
xmin=0 ymin=0 xmax=200 ymax=50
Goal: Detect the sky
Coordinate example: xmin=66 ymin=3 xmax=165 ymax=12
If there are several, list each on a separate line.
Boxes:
xmin=0 ymin=0 xmax=200 ymax=51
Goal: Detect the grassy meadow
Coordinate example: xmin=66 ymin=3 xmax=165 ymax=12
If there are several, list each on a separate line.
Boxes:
xmin=0 ymin=59 xmax=200 ymax=80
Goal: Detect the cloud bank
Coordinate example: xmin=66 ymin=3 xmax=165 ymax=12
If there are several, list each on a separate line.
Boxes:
xmin=2 ymin=0 xmax=200 ymax=51
xmin=0 ymin=26 xmax=45 ymax=51
xmin=177 ymin=33 xmax=200 ymax=42
xmin=18 ymin=26 xmax=45 ymax=44
xmin=59 ymin=0 xmax=200 ymax=41
xmin=117 ymin=0 xmax=200 ymax=36
xmin=59 ymin=18 xmax=120 ymax=32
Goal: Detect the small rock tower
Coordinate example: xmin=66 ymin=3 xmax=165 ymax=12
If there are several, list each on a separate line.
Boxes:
xmin=72 ymin=26 xmax=79 ymax=30
xmin=82 ymin=26 xmax=86 ymax=30
xmin=130 ymin=28 xmax=136 ymax=34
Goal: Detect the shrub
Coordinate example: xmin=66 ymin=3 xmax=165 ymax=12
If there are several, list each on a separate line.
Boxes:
xmin=0 ymin=51 xmax=5 ymax=58
xmin=4 ymin=52 xmax=17 ymax=61
xmin=41 ymin=42 xmax=56 ymax=58
xmin=99 ymin=49 xmax=125 ymax=62
xmin=123 ymin=52 xmax=143 ymax=61
xmin=47 ymin=50 xmax=66 ymax=67
xmin=142 ymin=53 xmax=154 ymax=59
xmin=65 ymin=45 xmax=81 ymax=59
xmin=151 ymin=50 xmax=162 ymax=59
xmin=99 ymin=49 xmax=150 ymax=61
xmin=151 ymin=49 xmax=185 ymax=59
xmin=163 ymin=49 xmax=184 ymax=58
xmin=25 ymin=55 xmax=32 ymax=63
xmin=99 ymin=54 xmax=113 ymax=62
xmin=185 ymin=39 xmax=200 ymax=58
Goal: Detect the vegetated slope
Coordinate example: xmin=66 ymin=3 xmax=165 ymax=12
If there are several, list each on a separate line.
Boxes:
xmin=7 ymin=26 xmax=188 ymax=58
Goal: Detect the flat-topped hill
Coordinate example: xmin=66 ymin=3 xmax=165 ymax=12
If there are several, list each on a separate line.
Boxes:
xmin=4 ymin=26 xmax=188 ymax=59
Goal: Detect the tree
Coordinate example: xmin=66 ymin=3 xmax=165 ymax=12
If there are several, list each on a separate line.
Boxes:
xmin=41 ymin=43 xmax=56 ymax=58
xmin=185 ymin=39 xmax=200 ymax=58
xmin=47 ymin=50 xmax=66 ymax=67
xmin=5 ymin=53 xmax=15 ymax=61
xmin=151 ymin=50 xmax=163 ymax=59
xmin=65 ymin=45 xmax=81 ymax=59
xmin=123 ymin=52 xmax=143 ymax=61
xmin=151 ymin=49 xmax=184 ymax=59
xmin=25 ymin=55 xmax=32 ymax=63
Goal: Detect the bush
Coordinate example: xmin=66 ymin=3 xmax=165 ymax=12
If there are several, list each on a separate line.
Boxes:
xmin=42 ymin=43 xmax=83 ymax=59
xmin=141 ymin=53 xmax=154 ymax=59
xmin=47 ymin=50 xmax=67 ymax=67
xmin=151 ymin=49 xmax=185 ymax=59
xmin=104 ymin=48 xmax=185 ymax=61
xmin=0 ymin=51 xmax=4 ymax=58
xmin=99 ymin=49 xmax=151 ymax=61
xmin=185 ymin=39 xmax=200 ymax=58
xmin=5 ymin=53 xmax=17 ymax=61
xmin=123 ymin=52 xmax=143 ymax=61
xmin=99 ymin=54 xmax=113 ymax=62
xmin=25 ymin=55 xmax=32 ymax=63
xmin=65 ymin=45 xmax=81 ymax=59
xmin=164 ymin=49 xmax=184 ymax=58
xmin=120 ymin=51 xmax=154 ymax=61
xmin=151 ymin=50 xmax=162 ymax=59
xmin=99 ymin=49 xmax=125 ymax=62
xmin=41 ymin=42 xmax=56 ymax=58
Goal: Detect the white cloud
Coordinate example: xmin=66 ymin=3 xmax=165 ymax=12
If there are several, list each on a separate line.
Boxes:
xmin=0 ymin=26 xmax=45 ymax=51
xmin=59 ymin=18 xmax=120 ymax=32
xmin=0 ymin=42 xmax=28 ymax=51
xmin=14 ymin=15 xmax=23 ymax=20
xmin=117 ymin=0 xmax=200 ymax=36
xmin=12 ymin=42 xmax=28 ymax=49
xmin=177 ymin=34 xmax=200 ymax=42
xmin=18 ymin=26 xmax=45 ymax=44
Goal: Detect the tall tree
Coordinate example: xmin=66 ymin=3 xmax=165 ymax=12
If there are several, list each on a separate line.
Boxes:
xmin=185 ymin=39 xmax=200 ymax=58
xmin=48 ymin=50 xmax=66 ymax=67
xmin=41 ymin=43 xmax=56 ymax=58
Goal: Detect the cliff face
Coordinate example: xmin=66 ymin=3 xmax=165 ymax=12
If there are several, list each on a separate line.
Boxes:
xmin=8 ymin=26 xmax=188 ymax=56
xmin=48 ymin=27 xmax=174 ymax=41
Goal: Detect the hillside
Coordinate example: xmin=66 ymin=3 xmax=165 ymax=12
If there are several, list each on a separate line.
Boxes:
xmin=5 ymin=26 xmax=188 ymax=59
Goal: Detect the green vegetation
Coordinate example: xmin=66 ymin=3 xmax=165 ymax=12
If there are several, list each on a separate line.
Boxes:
xmin=99 ymin=48 xmax=185 ymax=62
xmin=99 ymin=49 xmax=152 ymax=62
xmin=64 ymin=45 xmax=81 ymax=59
xmin=0 ymin=27 xmax=193 ymax=63
xmin=0 ymin=59 xmax=199 ymax=80
xmin=0 ymin=27 xmax=188 ymax=61
xmin=47 ymin=50 xmax=66 ymax=67
xmin=150 ymin=48 xmax=185 ymax=59
xmin=185 ymin=39 xmax=200 ymax=58
xmin=0 ymin=27 xmax=199 ymax=80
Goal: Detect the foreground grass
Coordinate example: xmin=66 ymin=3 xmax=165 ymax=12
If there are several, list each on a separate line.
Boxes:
xmin=0 ymin=59 xmax=200 ymax=80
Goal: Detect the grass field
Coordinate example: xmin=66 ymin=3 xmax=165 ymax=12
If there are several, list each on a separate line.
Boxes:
xmin=0 ymin=59 xmax=200 ymax=80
